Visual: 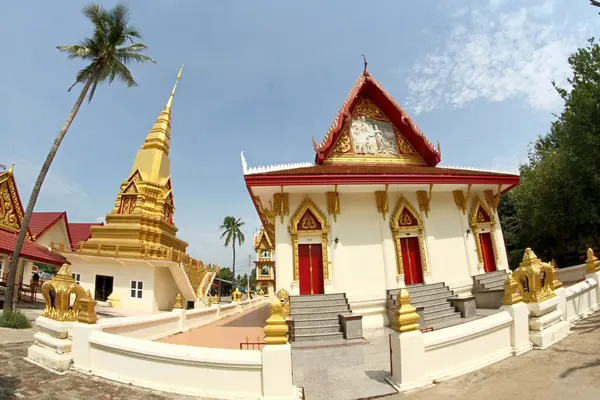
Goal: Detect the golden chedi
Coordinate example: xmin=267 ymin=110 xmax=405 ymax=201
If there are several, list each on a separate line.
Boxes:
xmin=585 ymin=248 xmax=600 ymax=274
xmin=390 ymin=289 xmax=420 ymax=333
xmin=263 ymin=297 xmax=289 ymax=345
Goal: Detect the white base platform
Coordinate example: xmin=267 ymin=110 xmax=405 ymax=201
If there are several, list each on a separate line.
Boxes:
xmin=529 ymin=320 xmax=570 ymax=349
xmin=27 ymin=344 xmax=73 ymax=373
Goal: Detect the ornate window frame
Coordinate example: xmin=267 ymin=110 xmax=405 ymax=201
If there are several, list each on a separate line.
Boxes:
xmin=469 ymin=196 xmax=499 ymax=266
xmin=288 ymin=197 xmax=330 ymax=281
xmin=389 ymin=196 xmax=428 ymax=276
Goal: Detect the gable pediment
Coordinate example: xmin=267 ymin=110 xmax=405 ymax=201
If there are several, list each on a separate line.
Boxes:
xmin=0 ymin=170 xmax=26 ymax=235
xmin=326 ymin=98 xmax=425 ymax=165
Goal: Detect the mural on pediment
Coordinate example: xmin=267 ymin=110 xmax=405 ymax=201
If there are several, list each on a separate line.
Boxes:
xmin=327 ymin=98 xmax=423 ymax=165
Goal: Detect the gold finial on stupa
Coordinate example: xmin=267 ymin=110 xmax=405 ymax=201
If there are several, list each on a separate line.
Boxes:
xmin=585 ymin=248 xmax=599 ymax=274
xmin=390 ymin=289 xmax=420 ymax=333
xmin=263 ymin=297 xmax=289 ymax=345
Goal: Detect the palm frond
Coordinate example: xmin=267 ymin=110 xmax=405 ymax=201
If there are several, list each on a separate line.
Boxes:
xmin=56 ymin=45 xmax=93 ymax=60
xmin=116 ymin=49 xmax=156 ymax=64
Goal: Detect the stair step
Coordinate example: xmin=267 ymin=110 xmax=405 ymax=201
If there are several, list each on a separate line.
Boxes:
xmin=290 ymin=293 xmax=346 ymax=302
xmin=292 ymin=332 xmax=344 ymax=342
xmin=423 ymin=307 xmax=458 ymax=319
xmin=290 ymin=305 xmax=350 ymax=315
xmin=407 ymin=286 xmax=453 ymax=298
xmin=292 ymin=325 xmax=342 ymax=335
xmin=411 ymin=291 xmax=454 ymax=303
xmin=292 ymin=311 xmax=344 ymax=321
xmin=388 ymin=282 xmax=445 ymax=296
xmin=473 ymin=270 xmax=508 ymax=280
xmin=292 ymin=317 xmax=339 ymax=328
xmin=423 ymin=311 xmax=462 ymax=326
xmin=290 ymin=299 xmax=348 ymax=309
xmin=476 ymin=273 xmax=509 ymax=285
xmin=483 ymin=282 xmax=505 ymax=290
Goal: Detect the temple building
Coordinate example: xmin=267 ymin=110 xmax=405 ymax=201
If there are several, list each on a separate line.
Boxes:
xmin=253 ymin=227 xmax=276 ymax=296
xmin=242 ymin=68 xmax=519 ymax=328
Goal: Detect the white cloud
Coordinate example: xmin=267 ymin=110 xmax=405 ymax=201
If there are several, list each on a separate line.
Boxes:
xmin=11 ymin=158 xmax=87 ymax=200
xmin=406 ymin=0 xmax=592 ymax=114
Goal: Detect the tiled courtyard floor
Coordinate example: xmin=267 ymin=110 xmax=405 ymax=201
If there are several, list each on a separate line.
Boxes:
xmin=157 ymin=303 xmax=271 ymax=349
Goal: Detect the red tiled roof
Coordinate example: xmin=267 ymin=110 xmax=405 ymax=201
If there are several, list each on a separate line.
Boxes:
xmin=29 ymin=212 xmax=65 ymax=238
xmin=0 ymin=229 xmax=67 ymax=266
xmin=68 ymin=222 xmax=102 ymax=250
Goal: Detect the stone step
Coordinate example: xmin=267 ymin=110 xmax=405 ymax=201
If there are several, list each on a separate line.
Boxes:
xmin=423 ymin=310 xmax=462 ymax=327
xmin=423 ymin=307 xmax=458 ymax=319
xmin=388 ymin=282 xmax=445 ymax=296
xmin=292 ymin=332 xmax=344 ymax=343
xmin=292 ymin=317 xmax=339 ymax=328
xmin=482 ymin=281 xmax=505 ymax=290
xmin=473 ymin=270 xmax=507 ymax=280
xmin=386 ymin=298 xmax=452 ymax=314
xmin=290 ymin=299 xmax=349 ymax=309
xmin=407 ymin=286 xmax=453 ymax=298
xmin=290 ymin=293 xmax=346 ymax=302
xmin=290 ymin=305 xmax=350 ymax=315
xmin=476 ymin=273 xmax=509 ymax=285
xmin=292 ymin=311 xmax=343 ymax=321
xmin=292 ymin=324 xmax=342 ymax=335
xmin=411 ymin=290 xmax=454 ymax=304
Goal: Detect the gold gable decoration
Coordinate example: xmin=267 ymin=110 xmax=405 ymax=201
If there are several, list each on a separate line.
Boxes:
xmin=324 ymin=98 xmax=425 ymax=165
xmin=0 ymin=167 xmax=26 ymax=234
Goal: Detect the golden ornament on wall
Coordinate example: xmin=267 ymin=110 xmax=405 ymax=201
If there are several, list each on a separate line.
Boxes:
xmin=512 ymin=248 xmax=558 ymax=303
xmin=301 ymin=214 xmax=317 ymax=229
xmin=355 ymin=98 xmax=385 ymax=119
xmin=41 ymin=264 xmax=86 ymax=321
xmin=397 ymin=135 xmax=417 ymax=155
xmin=332 ymin=132 xmax=351 ymax=153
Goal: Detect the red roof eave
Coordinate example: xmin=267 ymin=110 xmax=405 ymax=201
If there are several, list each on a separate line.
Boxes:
xmin=245 ymin=173 xmax=520 ymax=187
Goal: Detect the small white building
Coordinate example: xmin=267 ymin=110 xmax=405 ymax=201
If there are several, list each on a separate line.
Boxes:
xmin=242 ymin=69 xmax=519 ymax=315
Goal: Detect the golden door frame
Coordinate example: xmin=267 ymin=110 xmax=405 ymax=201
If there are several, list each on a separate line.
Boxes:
xmin=288 ymin=196 xmax=330 ymax=281
xmin=469 ymin=196 xmax=499 ymax=266
xmin=389 ymin=196 xmax=428 ymax=276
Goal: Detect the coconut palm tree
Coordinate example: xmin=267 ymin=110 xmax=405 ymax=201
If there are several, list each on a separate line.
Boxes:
xmin=220 ymin=217 xmax=246 ymax=288
xmin=3 ymin=3 xmax=155 ymax=312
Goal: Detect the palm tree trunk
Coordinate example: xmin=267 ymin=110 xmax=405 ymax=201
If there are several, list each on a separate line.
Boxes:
xmin=232 ymin=241 xmax=236 ymax=289
xmin=3 ymin=80 xmax=92 ymax=312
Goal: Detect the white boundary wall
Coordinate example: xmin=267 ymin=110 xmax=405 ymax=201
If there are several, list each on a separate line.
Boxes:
xmin=389 ymin=271 xmax=600 ymax=393
xmin=557 ymin=264 xmax=586 ymax=284
xmin=70 ymin=297 xmax=300 ymax=399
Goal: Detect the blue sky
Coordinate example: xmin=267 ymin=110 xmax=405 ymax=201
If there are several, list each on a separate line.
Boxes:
xmin=1 ymin=0 xmax=597 ymax=274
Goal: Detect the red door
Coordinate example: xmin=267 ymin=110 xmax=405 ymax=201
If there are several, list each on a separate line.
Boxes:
xmin=400 ymin=237 xmax=424 ymax=285
xmin=298 ymin=244 xmax=324 ymax=295
xmin=479 ymin=232 xmax=497 ymax=273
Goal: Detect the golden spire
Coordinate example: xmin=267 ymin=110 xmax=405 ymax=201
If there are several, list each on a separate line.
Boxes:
xmin=141 ymin=65 xmax=184 ymax=155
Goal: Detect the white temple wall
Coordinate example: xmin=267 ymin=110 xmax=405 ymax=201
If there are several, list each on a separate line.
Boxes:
xmin=67 ymin=259 xmax=156 ymax=313
xmin=154 ymin=266 xmax=180 ymax=311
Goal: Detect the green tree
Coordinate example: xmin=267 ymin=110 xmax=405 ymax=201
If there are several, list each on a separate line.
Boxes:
xmin=219 ymin=217 xmax=245 ymax=288
xmin=502 ymin=38 xmax=600 ymax=265
xmin=3 ymin=3 xmax=155 ymax=312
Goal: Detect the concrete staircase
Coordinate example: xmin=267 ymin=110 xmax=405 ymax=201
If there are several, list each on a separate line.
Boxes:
xmin=289 ymin=293 xmax=349 ymax=342
xmin=472 ymin=270 xmax=509 ymax=309
xmin=386 ymin=283 xmax=462 ymax=329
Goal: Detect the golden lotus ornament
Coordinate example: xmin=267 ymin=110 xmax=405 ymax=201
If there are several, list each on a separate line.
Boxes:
xmin=512 ymin=248 xmax=560 ymax=303
xmin=41 ymin=264 xmax=86 ymax=321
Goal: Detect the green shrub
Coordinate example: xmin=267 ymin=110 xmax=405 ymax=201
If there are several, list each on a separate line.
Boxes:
xmin=0 ymin=309 xmax=32 ymax=329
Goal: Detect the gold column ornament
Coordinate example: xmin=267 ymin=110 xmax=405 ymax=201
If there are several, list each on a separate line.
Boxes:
xmin=327 ymin=186 xmax=340 ymax=222
xmin=77 ymin=290 xmax=98 ymax=324
xmin=416 ymin=185 xmax=433 ymax=217
xmin=174 ymin=293 xmax=184 ymax=309
xmin=276 ymin=288 xmax=290 ymax=319
xmin=258 ymin=287 xmax=265 ymax=297
xmin=263 ymin=297 xmax=289 ymax=345
xmin=375 ymin=185 xmax=389 ymax=220
xmin=232 ymin=287 xmax=242 ymax=303
xmin=585 ymin=248 xmax=600 ymax=274
xmin=502 ymin=276 xmax=523 ymax=305
xmin=273 ymin=191 xmax=289 ymax=224
xmin=452 ymin=190 xmax=467 ymax=215
xmin=512 ymin=248 xmax=557 ymax=303
xmin=389 ymin=289 xmax=420 ymax=333
xmin=41 ymin=264 xmax=86 ymax=322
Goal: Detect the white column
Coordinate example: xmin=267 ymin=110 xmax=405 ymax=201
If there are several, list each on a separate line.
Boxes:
xmin=499 ymin=302 xmax=532 ymax=355
xmin=262 ymin=344 xmax=296 ymax=399
xmin=386 ymin=330 xmax=428 ymax=392
xmin=0 ymin=256 xmax=8 ymax=278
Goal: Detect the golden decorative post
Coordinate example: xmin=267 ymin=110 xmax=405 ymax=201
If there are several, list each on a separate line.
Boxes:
xmin=512 ymin=248 xmax=556 ymax=303
xmin=390 ymin=289 xmax=420 ymax=333
xmin=41 ymin=264 xmax=85 ymax=321
xmin=263 ymin=297 xmax=289 ymax=345
xmin=276 ymin=288 xmax=290 ymax=319
xmin=174 ymin=293 xmax=184 ymax=309
xmin=258 ymin=287 xmax=265 ymax=297
xmin=585 ymin=248 xmax=600 ymax=274
xmin=502 ymin=276 xmax=523 ymax=305
xmin=232 ymin=288 xmax=242 ymax=303
xmin=77 ymin=289 xmax=98 ymax=324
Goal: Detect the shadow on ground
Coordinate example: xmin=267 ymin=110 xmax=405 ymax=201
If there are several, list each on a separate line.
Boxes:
xmin=0 ymin=375 xmax=20 ymax=398
xmin=222 ymin=304 xmax=270 ymax=328
xmin=558 ymin=311 xmax=600 ymax=378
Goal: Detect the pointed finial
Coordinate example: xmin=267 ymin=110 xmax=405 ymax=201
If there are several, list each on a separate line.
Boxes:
xmin=166 ymin=65 xmax=184 ymax=110
xmin=436 ymin=141 xmax=441 ymax=155
xmin=362 ymin=54 xmax=368 ymax=75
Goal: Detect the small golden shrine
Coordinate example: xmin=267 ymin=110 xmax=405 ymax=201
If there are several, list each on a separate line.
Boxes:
xmin=512 ymin=248 xmax=561 ymax=303
xmin=41 ymin=264 xmax=86 ymax=321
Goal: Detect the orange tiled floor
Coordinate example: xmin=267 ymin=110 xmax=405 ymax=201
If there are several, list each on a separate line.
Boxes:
xmin=157 ymin=304 xmax=271 ymax=349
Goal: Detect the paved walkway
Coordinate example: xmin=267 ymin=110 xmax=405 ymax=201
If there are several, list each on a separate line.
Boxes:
xmin=157 ymin=304 xmax=271 ymax=349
